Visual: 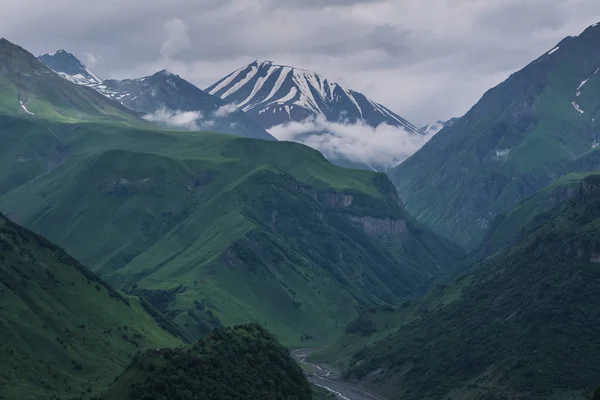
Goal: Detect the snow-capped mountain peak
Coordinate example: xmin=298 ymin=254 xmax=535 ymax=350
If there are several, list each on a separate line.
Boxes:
xmin=38 ymin=50 xmax=102 ymax=87
xmin=207 ymin=60 xmax=421 ymax=133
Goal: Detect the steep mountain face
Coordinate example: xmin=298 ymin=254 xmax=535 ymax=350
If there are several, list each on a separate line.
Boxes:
xmin=38 ymin=51 xmax=275 ymax=140
xmin=335 ymin=173 xmax=600 ymax=400
xmin=0 ymin=39 xmax=139 ymax=123
xmin=390 ymin=22 xmax=600 ymax=248
xmin=38 ymin=49 xmax=103 ymax=87
xmin=101 ymin=324 xmax=313 ymax=400
xmin=0 ymin=213 xmax=184 ymax=400
xmin=0 ymin=113 xmax=460 ymax=347
xmin=208 ymin=60 xmax=421 ymax=132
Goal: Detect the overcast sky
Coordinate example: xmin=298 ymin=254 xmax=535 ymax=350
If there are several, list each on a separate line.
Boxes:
xmin=3 ymin=0 xmax=600 ymax=125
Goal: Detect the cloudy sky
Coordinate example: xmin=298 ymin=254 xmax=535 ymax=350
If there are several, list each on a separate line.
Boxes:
xmin=3 ymin=0 xmax=600 ymax=126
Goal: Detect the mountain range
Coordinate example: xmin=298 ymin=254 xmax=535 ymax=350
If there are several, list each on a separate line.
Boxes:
xmin=38 ymin=50 xmax=275 ymax=140
xmin=38 ymin=52 xmax=426 ymax=171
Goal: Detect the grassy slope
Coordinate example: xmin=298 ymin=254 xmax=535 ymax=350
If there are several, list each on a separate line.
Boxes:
xmin=389 ymin=24 xmax=600 ymax=249
xmin=312 ymin=276 xmax=473 ymax=369
xmin=337 ymin=173 xmax=600 ymax=400
xmin=478 ymin=171 xmax=600 ymax=257
xmin=0 ymin=213 xmax=184 ymax=400
xmin=100 ymin=324 xmax=313 ymax=400
xmin=0 ymin=39 xmax=140 ymax=124
xmin=0 ymin=116 xmax=460 ymax=347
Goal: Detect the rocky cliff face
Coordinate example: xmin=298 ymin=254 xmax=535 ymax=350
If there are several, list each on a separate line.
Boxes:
xmin=347 ymin=216 xmax=407 ymax=237
xmin=580 ymin=175 xmax=600 ymax=201
xmin=325 ymin=192 xmax=354 ymax=208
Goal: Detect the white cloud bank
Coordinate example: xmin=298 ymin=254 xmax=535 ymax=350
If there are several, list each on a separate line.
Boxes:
xmin=143 ymin=108 xmax=202 ymax=129
xmin=142 ymin=105 xmax=240 ymax=130
xmin=269 ymin=117 xmax=437 ymax=169
xmin=215 ymin=103 xmax=239 ymax=117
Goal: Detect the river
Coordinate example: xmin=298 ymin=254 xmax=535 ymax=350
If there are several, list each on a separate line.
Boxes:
xmin=291 ymin=349 xmax=385 ymax=400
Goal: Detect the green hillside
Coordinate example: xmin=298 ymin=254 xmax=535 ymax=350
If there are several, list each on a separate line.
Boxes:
xmin=312 ymin=276 xmax=473 ymax=370
xmin=100 ymin=324 xmax=313 ymax=400
xmin=478 ymin=171 xmax=600 ymax=257
xmin=389 ymin=23 xmax=600 ymax=249
xmin=0 ymin=114 xmax=460 ymax=346
xmin=0 ymin=39 xmax=140 ymax=124
xmin=333 ymin=173 xmax=600 ymax=400
xmin=0 ymin=213 xmax=184 ymax=400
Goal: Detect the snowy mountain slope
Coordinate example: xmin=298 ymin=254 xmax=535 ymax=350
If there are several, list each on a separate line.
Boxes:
xmin=39 ymin=50 xmax=103 ymax=87
xmin=38 ymin=52 xmax=274 ymax=140
xmin=207 ymin=60 xmax=422 ymax=133
xmin=99 ymin=71 xmax=275 ymax=140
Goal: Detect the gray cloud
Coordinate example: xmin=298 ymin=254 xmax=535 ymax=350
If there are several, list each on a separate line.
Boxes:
xmin=160 ymin=18 xmax=191 ymax=59
xmin=2 ymin=0 xmax=600 ymax=125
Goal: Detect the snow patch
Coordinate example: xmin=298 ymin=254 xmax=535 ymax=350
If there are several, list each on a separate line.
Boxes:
xmin=260 ymin=67 xmax=292 ymax=106
xmin=237 ymin=66 xmax=278 ymax=110
xmin=577 ymin=79 xmax=589 ymax=91
xmin=19 ymin=101 xmax=34 ymax=116
xmin=208 ymin=68 xmax=245 ymax=95
xmin=291 ymin=70 xmax=323 ymax=116
xmin=572 ymin=101 xmax=585 ymax=114
xmin=495 ymin=149 xmax=510 ymax=158
xmin=422 ymin=121 xmax=446 ymax=135
xmin=343 ymin=90 xmax=363 ymax=118
xmin=548 ymin=46 xmax=560 ymax=55
xmin=276 ymin=87 xmax=298 ymax=104
xmin=221 ymin=65 xmax=259 ymax=99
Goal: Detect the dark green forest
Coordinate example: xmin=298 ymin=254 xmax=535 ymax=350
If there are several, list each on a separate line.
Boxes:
xmin=101 ymin=324 xmax=314 ymax=400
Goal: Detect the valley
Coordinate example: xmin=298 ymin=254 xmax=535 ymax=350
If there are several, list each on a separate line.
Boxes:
xmin=1 ymin=11 xmax=600 ymax=400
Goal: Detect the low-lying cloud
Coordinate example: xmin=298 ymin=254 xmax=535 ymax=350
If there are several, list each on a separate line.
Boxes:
xmin=143 ymin=108 xmax=202 ymax=129
xmin=269 ymin=117 xmax=436 ymax=169
xmin=215 ymin=103 xmax=239 ymax=117
xmin=142 ymin=105 xmax=242 ymax=131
